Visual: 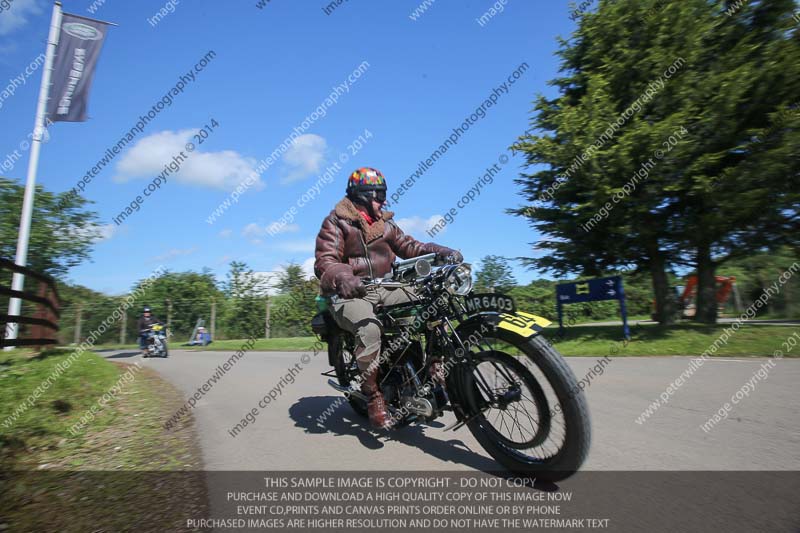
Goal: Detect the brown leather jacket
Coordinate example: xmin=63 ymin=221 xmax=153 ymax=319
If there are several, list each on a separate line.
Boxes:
xmin=315 ymin=197 xmax=451 ymax=296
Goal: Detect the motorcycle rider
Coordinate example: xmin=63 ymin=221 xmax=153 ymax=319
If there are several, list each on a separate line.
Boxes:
xmin=137 ymin=306 xmax=162 ymax=356
xmin=314 ymin=167 xmax=462 ymax=429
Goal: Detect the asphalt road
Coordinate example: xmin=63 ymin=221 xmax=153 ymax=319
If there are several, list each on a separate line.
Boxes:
xmin=101 ymin=348 xmax=800 ymax=472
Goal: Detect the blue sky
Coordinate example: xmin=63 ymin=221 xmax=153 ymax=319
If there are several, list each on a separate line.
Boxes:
xmin=0 ymin=0 xmax=580 ymax=295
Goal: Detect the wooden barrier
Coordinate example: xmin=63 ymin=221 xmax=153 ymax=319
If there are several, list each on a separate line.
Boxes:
xmin=0 ymin=258 xmax=61 ymax=349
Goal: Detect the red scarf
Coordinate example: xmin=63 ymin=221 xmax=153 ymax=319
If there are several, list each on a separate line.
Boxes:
xmin=358 ymin=210 xmax=375 ymax=225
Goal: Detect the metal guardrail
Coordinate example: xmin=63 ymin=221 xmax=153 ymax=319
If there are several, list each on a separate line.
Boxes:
xmin=0 ymin=258 xmax=61 ymax=349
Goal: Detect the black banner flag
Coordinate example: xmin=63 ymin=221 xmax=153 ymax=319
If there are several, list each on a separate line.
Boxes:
xmin=46 ymin=12 xmax=110 ymax=123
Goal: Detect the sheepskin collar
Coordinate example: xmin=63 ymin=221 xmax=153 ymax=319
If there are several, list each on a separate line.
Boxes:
xmin=334 ymin=197 xmax=394 ymax=243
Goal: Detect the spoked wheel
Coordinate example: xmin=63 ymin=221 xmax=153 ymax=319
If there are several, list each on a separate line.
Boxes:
xmin=331 ymin=333 xmax=368 ymax=417
xmin=460 ymin=326 xmax=591 ymax=482
xmin=471 ymin=350 xmax=552 ymax=449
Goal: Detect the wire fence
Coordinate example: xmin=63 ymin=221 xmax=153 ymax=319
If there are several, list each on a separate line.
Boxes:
xmin=54 ymin=291 xmax=316 ymax=346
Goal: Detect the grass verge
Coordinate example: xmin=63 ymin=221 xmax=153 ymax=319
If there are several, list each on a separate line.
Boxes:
xmin=0 ymin=348 xmax=208 ymax=531
xmin=93 ymin=323 xmax=799 ymax=357
xmin=551 ymin=323 xmax=797 ymax=357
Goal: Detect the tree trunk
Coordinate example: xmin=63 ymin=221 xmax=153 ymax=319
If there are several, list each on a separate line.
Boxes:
xmin=694 ymin=242 xmax=718 ymax=324
xmin=650 ymin=251 xmax=676 ymax=325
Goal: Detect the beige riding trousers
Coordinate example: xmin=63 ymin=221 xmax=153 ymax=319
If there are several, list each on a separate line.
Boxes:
xmin=330 ymin=286 xmax=417 ymax=371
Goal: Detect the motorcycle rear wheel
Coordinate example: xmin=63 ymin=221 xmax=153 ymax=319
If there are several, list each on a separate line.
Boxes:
xmin=331 ymin=333 xmax=368 ymax=417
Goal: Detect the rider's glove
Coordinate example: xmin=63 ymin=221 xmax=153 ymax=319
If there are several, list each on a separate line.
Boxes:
xmin=436 ymin=248 xmax=463 ymax=264
xmin=337 ymin=273 xmax=367 ymax=299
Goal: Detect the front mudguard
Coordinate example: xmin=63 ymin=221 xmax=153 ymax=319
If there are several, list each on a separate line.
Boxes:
xmin=455 ymin=311 xmax=551 ymax=342
xmin=445 ymin=311 xmax=553 ymax=422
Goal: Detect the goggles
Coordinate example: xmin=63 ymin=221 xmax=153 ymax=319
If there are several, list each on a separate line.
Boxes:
xmin=372 ymin=190 xmax=386 ymax=203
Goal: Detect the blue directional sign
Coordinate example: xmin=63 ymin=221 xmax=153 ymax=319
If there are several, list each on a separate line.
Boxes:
xmin=556 ymin=276 xmax=629 ymax=338
xmin=556 ymin=276 xmax=623 ymax=303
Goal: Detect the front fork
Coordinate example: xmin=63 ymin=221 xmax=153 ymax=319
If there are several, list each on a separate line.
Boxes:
xmin=441 ymin=317 xmax=522 ymax=425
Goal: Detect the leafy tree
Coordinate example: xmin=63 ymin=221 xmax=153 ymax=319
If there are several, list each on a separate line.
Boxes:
xmin=270 ymin=277 xmax=320 ymax=337
xmin=510 ymin=0 xmax=799 ymax=324
xmin=718 ymin=246 xmax=800 ymax=318
xmin=276 ymin=262 xmax=307 ymax=294
xmin=0 ymin=177 xmax=99 ymax=278
xmin=475 ymin=255 xmax=517 ymax=293
xmin=221 ymin=261 xmax=268 ymax=339
xmin=509 ymin=280 xmax=558 ymax=319
xmin=666 ymin=0 xmax=800 ymax=322
xmin=132 ymin=269 xmax=223 ymax=339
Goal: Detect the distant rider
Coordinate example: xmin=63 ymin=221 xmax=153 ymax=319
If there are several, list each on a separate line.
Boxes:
xmin=137 ymin=306 xmax=162 ymax=355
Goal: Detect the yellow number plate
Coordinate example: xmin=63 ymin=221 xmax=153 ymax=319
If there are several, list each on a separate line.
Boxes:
xmin=498 ymin=312 xmax=551 ymax=338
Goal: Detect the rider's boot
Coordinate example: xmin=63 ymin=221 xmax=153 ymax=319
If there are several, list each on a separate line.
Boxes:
xmin=361 ymin=364 xmax=392 ymax=430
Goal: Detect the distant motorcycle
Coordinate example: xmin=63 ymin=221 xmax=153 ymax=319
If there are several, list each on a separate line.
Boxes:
xmin=312 ymin=253 xmax=590 ymax=481
xmin=142 ymin=323 xmax=169 ymax=358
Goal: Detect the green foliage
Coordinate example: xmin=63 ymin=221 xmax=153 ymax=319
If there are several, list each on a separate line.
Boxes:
xmin=510 ymin=271 xmax=655 ymax=323
xmin=276 ymin=263 xmax=306 ymax=294
xmin=510 ymin=0 xmax=800 ymax=324
xmin=132 ymin=269 xmax=223 ymax=339
xmin=718 ymin=246 xmax=800 ymax=318
xmin=220 ymin=261 xmax=267 ymax=339
xmin=0 ymin=177 xmax=99 ymax=278
xmin=269 ymin=278 xmax=320 ymax=338
xmin=475 ymin=255 xmax=517 ymax=293
xmin=509 ymin=280 xmax=558 ymax=319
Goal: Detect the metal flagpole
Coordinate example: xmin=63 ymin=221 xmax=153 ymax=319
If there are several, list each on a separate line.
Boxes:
xmin=4 ymin=2 xmax=63 ymax=350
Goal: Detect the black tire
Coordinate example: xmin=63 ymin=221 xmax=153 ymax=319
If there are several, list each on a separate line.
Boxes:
xmin=331 ymin=333 xmax=368 ymax=417
xmin=459 ymin=326 xmax=591 ymax=482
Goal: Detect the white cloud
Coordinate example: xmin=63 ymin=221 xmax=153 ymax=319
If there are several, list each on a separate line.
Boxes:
xmin=242 ymin=223 xmax=264 ymax=239
xmin=0 ymin=0 xmax=42 ymax=36
xmin=268 ymin=222 xmax=300 ymax=234
xmin=151 ymin=247 xmax=197 ymax=262
xmin=227 ymin=271 xmax=275 ymax=297
xmin=301 ymin=257 xmax=316 ymax=278
xmin=69 ymin=222 xmax=117 ymax=243
xmin=218 ymin=229 xmax=233 ymax=238
xmin=114 ymin=130 xmax=263 ymax=191
xmin=242 ymin=222 xmax=301 ymax=243
xmin=281 ymin=134 xmax=326 ymax=183
xmin=257 ymin=260 xmax=317 ymax=295
xmin=251 ymin=271 xmax=281 ymax=296
xmin=395 ymin=215 xmax=444 ymax=237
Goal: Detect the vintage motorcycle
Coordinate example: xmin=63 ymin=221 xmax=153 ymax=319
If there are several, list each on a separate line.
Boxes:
xmin=142 ymin=323 xmax=169 ymax=358
xmin=311 ymin=254 xmax=590 ymax=481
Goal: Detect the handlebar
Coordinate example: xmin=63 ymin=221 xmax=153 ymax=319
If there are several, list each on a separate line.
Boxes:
xmin=362 ymin=253 xmax=457 ymax=288
xmin=393 ymin=252 xmax=438 ymax=271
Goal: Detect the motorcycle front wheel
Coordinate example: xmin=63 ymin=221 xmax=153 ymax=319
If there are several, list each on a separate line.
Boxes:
xmin=457 ymin=325 xmax=591 ymax=482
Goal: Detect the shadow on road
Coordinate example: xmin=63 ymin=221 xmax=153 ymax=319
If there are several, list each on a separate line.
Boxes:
xmin=105 ymin=351 xmax=141 ymax=359
xmin=289 ymin=395 xmax=500 ymax=473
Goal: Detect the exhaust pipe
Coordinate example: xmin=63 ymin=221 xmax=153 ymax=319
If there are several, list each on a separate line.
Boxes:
xmin=327 ymin=379 xmax=368 ymax=402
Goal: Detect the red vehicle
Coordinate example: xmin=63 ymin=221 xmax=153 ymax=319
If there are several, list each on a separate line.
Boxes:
xmin=654 ymin=275 xmax=741 ymax=319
